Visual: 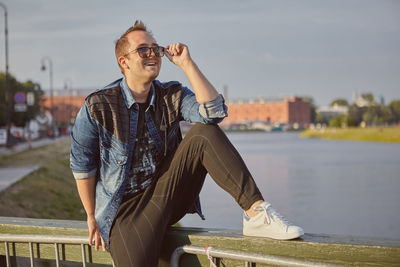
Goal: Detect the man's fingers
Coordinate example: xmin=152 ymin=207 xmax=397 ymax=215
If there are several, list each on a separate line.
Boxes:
xmin=167 ymin=43 xmax=183 ymax=56
xmin=164 ymin=48 xmax=173 ymax=61
xmin=173 ymin=43 xmax=182 ymax=55
xmin=169 ymin=44 xmax=176 ymax=55
xmin=95 ymin=231 xmax=101 ymax=251
xmin=88 ymin=230 xmax=94 ymax=246
xmin=101 ymin=237 xmax=107 ymax=251
xmin=164 ymin=43 xmax=190 ymax=67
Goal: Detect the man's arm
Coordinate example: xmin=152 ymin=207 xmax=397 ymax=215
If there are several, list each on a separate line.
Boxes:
xmin=165 ymin=43 xmax=219 ymax=103
xmin=75 ymin=176 xmax=106 ymax=251
xmin=70 ymin=102 xmax=104 ymax=250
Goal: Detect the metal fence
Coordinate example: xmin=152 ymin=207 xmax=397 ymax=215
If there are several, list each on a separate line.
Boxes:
xmin=0 ymin=234 xmax=106 ymax=267
xmin=170 ymin=245 xmax=344 ymax=267
xmin=2 ymin=234 xmax=344 ymax=267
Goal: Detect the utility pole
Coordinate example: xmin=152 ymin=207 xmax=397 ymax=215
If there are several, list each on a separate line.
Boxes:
xmin=64 ymin=78 xmax=72 ymax=127
xmin=41 ymin=57 xmax=55 ymax=137
xmin=0 ymin=2 xmax=11 ymax=147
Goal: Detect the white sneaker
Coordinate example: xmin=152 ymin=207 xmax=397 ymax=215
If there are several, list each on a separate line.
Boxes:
xmin=243 ymin=202 xmax=304 ymax=240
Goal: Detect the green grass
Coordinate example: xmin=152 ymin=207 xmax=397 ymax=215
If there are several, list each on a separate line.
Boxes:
xmin=0 ymin=138 xmax=86 ymax=220
xmin=300 ymin=126 xmax=400 ymax=143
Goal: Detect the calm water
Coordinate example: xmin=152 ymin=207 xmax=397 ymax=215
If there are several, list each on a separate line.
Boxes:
xmin=179 ymin=132 xmax=400 ymax=239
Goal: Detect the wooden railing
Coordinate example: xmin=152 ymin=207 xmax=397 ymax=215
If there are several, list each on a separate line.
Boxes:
xmin=1 ymin=217 xmax=399 ymax=266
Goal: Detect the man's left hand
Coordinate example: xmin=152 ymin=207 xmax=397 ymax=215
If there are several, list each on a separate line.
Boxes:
xmin=165 ymin=43 xmax=192 ymax=69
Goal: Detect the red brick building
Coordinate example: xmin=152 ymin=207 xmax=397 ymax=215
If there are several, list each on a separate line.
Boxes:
xmin=41 ymin=95 xmax=85 ymax=125
xmin=222 ymin=96 xmax=311 ymax=127
xmin=42 ymin=92 xmax=310 ymax=128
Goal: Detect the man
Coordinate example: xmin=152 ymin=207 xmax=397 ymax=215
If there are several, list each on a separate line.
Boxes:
xmin=70 ymin=20 xmax=303 ymax=267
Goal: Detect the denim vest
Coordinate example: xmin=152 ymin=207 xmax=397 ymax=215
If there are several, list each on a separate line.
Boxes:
xmin=70 ymin=77 xmax=227 ymax=248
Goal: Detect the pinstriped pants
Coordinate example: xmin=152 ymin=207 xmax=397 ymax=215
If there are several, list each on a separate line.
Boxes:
xmin=109 ymin=123 xmax=263 ymax=267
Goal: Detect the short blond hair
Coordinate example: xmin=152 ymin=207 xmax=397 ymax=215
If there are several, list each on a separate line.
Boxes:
xmin=115 ymin=20 xmax=153 ymax=72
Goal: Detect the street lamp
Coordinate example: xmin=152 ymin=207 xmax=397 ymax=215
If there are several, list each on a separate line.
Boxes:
xmin=63 ymin=78 xmax=72 ymax=126
xmin=0 ymin=2 xmax=11 ymax=147
xmin=40 ymin=56 xmax=54 ymax=136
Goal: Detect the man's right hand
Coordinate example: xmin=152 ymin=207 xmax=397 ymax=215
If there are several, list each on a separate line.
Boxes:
xmin=75 ymin=177 xmax=105 ymax=250
xmin=87 ymin=216 xmax=107 ymax=251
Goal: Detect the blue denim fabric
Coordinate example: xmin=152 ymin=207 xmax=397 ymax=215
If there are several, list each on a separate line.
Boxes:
xmin=70 ymin=77 xmax=227 ymax=248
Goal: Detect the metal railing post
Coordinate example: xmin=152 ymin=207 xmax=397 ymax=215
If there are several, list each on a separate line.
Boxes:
xmin=36 ymin=243 xmax=40 ymax=258
xmin=61 ymin=243 xmax=66 ymax=260
xmin=5 ymin=242 xmax=10 ymax=267
xmin=81 ymin=244 xmax=87 ymax=267
xmin=170 ymin=246 xmax=185 ymax=267
xmin=29 ymin=242 xmax=34 ymax=267
xmin=171 ymin=245 xmax=344 ymax=267
xmin=11 ymin=243 xmax=15 ymax=257
xmin=0 ymin=234 xmax=111 ymax=266
xmin=54 ymin=243 xmax=60 ymax=267
xmin=88 ymin=245 xmax=93 ymax=263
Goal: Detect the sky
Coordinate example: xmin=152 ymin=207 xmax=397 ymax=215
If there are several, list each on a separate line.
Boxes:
xmin=0 ymin=0 xmax=399 ymax=106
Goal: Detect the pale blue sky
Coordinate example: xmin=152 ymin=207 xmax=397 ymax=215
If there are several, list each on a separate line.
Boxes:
xmin=0 ymin=0 xmax=399 ymax=105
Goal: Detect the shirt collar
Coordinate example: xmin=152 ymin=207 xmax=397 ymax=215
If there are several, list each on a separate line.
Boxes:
xmin=120 ymin=77 xmax=156 ymax=110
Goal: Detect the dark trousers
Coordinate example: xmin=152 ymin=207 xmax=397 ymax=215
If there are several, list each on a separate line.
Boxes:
xmin=109 ymin=123 xmax=263 ymax=267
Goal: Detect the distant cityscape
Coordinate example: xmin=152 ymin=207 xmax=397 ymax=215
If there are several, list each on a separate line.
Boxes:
xmin=2 ymin=74 xmax=398 ymax=146
xmin=37 ymin=87 xmax=398 ymax=133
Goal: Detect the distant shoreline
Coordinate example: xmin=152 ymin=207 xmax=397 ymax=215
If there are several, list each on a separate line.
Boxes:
xmin=299 ymin=126 xmax=400 ymax=143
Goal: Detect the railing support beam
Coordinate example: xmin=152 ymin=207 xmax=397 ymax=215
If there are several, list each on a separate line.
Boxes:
xmin=29 ymin=242 xmax=34 ymax=267
xmin=171 ymin=245 xmax=344 ymax=267
xmin=5 ymin=241 xmax=10 ymax=267
xmin=54 ymin=243 xmax=60 ymax=267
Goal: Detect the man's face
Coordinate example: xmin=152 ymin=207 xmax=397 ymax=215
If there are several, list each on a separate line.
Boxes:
xmin=123 ymin=31 xmax=162 ymax=82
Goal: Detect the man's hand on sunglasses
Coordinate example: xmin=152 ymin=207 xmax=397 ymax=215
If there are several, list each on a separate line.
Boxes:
xmin=165 ymin=43 xmax=193 ymax=69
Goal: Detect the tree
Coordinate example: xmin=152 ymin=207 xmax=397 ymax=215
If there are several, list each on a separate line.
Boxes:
xmin=0 ymin=72 xmax=44 ymax=127
xmin=389 ymin=100 xmax=400 ymax=122
xmin=315 ymin=113 xmax=328 ymax=124
xmin=329 ymin=116 xmax=346 ymax=128
xmin=377 ymin=106 xmax=394 ymax=124
xmin=362 ymin=106 xmax=379 ymax=125
xmin=361 ymin=93 xmax=374 ymax=104
xmin=330 ymin=98 xmax=349 ymax=107
xmin=347 ymin=104 xmax=364 ymax=126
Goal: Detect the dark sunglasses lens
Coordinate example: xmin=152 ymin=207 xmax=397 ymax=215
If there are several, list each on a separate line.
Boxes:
xmin=137 ymin=47 xmax=151 ymax=58
xmin=153 ymin=46 xmax=164 ymax=57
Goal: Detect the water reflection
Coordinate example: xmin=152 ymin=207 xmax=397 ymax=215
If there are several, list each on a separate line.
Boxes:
xmin=179 ymin=132 xmax=400 ymax=239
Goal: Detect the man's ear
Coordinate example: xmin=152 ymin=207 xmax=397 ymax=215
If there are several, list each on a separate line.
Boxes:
xmin=118 ymin=56 xmax=129 ymax=70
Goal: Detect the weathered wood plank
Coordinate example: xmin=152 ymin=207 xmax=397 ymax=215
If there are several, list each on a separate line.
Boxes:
xmin=1 ymin=217 xmax=399 ymax=267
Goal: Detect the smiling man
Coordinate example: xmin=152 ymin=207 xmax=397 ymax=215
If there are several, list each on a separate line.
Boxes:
xmin=70 ymin=20 xmax=303 ymax=267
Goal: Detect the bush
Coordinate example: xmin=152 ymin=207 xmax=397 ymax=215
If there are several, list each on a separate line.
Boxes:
xmin=329 ymin=116 xmax=347 ymax=128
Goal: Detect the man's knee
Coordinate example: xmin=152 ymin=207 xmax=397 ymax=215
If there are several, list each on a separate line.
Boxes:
xmin=188 ymin=123 xmax=222 ymax=137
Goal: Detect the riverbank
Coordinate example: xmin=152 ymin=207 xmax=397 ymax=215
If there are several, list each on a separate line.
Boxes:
xmin=300 ymin=126 xmax=400 ymax=143
xmin=0 ymin=138 xmax=84 ymax=220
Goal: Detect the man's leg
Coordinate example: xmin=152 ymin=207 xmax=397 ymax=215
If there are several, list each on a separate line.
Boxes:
xmin=109 ymin=123 xmax=302 ymax=266
xmin=162 ymin=123 xmax=303 ymax=239
xmin=109 ymin=123 xmax=264 ymax=266
xmin=109 ymin=189 xmax=163 ymax=267
xmin=160 ymin=123 xmax=265 ymax=224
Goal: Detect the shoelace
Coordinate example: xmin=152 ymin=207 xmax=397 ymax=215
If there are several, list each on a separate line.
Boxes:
xmin=254 ymin=203 xmax=292 ymax=231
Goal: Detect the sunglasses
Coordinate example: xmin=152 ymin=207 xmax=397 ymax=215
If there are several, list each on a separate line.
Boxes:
xmin=124 ymin=46 xmax=165 ymax=58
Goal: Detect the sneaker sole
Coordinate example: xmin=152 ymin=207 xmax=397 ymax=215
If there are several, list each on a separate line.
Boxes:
xmin=243 ymin=229 xmax=304 ymax=240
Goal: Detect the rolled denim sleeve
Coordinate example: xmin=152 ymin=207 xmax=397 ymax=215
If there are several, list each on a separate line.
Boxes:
xmin=180 ymin=86 xmax=228 ymax=124
xmin=70 ymin=102 xmax=99 ymax=179
xmin=198 ymin=94 xmax=227 ymax=119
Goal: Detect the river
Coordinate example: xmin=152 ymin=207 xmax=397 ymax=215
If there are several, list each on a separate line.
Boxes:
xmin=179 ymin=132 xmax=400 ymax=239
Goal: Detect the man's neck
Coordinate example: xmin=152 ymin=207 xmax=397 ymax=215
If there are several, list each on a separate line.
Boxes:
xmin=126 ymin=78 xmax=152 ymax=103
